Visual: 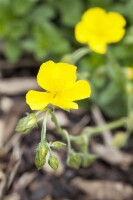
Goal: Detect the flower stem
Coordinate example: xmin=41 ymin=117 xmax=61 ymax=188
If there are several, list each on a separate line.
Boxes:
xmin=70 ymin=117 xmax=127 ymax=141
xmin=41 ymin=109 xmax=49 ymax=142
xmin=49 ymin=109 xmax=127 ymax=152
xmin=126 ymin=82 xmax=133 ymax=135
xmin=71 ymin=47 xmax=91 ymax=64
xmin=63 ymin=130 xmax=71 ymax=152
xmin=50 ymin=109 xmax=63 ymax=136
xmin=61 ymin=47 xmax=91 ymax=64
xmin=88 ymin=118 xmax=127 ymax=136
xmin=50 ymin=109 xmax=71 ymax=151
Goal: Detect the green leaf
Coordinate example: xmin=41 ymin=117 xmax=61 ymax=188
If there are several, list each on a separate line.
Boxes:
xmin=124 ymin=26 xmax=133 ymax=45
xmin=55 ymin=0 xmax=84 ymax=26
xmin=32 ymin=21 xmax=70 ymax=57
xmin=29 ymin=4 xmax=55 ymax=23
xmin=4 ymin=40 xmax=22 ymax=62
xmin=11 ymin=0 xmax=37 ymax=16
xmin=22 ymin=39 xmax=36 ymax=51
xmin=94 ymin=81 xmax=127 ymax=118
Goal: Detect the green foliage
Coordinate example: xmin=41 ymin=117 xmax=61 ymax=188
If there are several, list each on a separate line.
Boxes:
xmin=53 ymin=0 xmax=84 ymax=26
xmin=0 ymin=0 xmax=72 ymax=62
xmin=0 ymin=0 xmax=133 ymax=65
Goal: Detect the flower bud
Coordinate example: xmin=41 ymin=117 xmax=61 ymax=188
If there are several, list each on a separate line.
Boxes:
xmin=112 ymin=132 xmax=128 ymax=148
xmin=67 ymin=150 xmax=81 ymax=169
xmin=126 ymin=82 xmax=133 ymax=95
xmin=16 ymin=113 xmax=37 ymax=134
xmin=51 ymin=141 xmax=66 ymax=150
xmin=124 ymin=67 xmax=133 ymax=80
xmin=35 ymin=142 xmax=48 ymax=169
xmin=48 ymin=156 xmax=59 ymax=170
xmin=82 ymin=153 xmax=97 ymax=167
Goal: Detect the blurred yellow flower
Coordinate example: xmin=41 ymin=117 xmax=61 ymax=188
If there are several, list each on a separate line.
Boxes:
xmin=26 ymin=61 xmax=91 ymax=110
xmin=75 ymin=7 xmax=126 ymax=54
xmin=124 ymin=67 xmax=133 ymax=80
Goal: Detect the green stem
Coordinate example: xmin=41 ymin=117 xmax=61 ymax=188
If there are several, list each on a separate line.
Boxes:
xmin=47 ymin=142 xmax=52 ymax=156
xmin=41 ymin=110 xmax=49 ymax=142
xmin=50 ymin=109 xmax=71 ymax=151
xmin=71 ymin=47 xmax=91 ymax=64
xmin=70 ymin=117 xmax=127 ymax=141
xmin=61 ymin=47 xmax=91 ymax=64
xmin=36 ymin=109 xmax=46 ymax=117
xmin=89 ymin=118 xmax=127 ymax=136
xmin=50 ymin=109 xmax=63 ymax=136
xmin=63 ymin=130 xmax=71 ymax=152
xmin=126 ymin=82 xmax=133 ymax=135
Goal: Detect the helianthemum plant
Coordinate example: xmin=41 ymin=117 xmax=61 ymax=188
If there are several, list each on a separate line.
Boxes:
xmin=16 ymin=60 xmax=91 ymax=170
xmin=16 ymin=8 xmax=130 ymax=171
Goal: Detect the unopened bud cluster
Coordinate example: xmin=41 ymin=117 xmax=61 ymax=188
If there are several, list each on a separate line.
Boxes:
xmin=34 ymin=141 xmax=65 ymax=170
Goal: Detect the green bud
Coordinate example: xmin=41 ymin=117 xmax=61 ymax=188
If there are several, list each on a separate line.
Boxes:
xmin=82 ymin=153 xmax=97 ymax=167
xmin=126 ymin=82 xmax=133 ymax=95
xmin=74 ymin=135 xmax=88 ymax=152
xmin=35 ymin=142 xmax=48 ymax=169
xmin=112 ymin=132 xmax=128 ymax=148
xmin=51 ymin=141 xmax=66 ymax=150
xmin=16 ymin=113 xmax=37 ymax=134
xmin=67 ymin=150 xmax=81 ymax=169
xmin=48 ymin=156 xmax=59 ymax=170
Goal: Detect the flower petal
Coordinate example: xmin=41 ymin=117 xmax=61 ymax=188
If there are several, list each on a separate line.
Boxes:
xmin=26 ymin=90 xmax=52 ymax=110
xmin=37 ymin=60 xmax=77 ymax=92
xmin=107 ymin=28 xmax=125 ymax=43
xmin=89 ymin=40 xmax=107 ymax=54
xmin=75 ymin=22 xmax=89 ymax=43
xmin=75 ymin=8 xmax=107 ymax=44
xmin=107 ymin=12 xmax=126 ymax=27
xmin=61 ymin=80 xmax=91 ymax=101
xmin=105 ymin=12 xmax=126 ymax=43
xmin=51 ymin=96 xmax=78 ymax=110
xmin=82 ymin=7 xmax=106 ymax=24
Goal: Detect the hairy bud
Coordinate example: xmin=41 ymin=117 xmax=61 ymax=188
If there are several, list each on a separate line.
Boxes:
xmin=67 ymin=150 xmax=81 ymax=169
xmin=48 ymin=155 xmax=59 ymax=170
xmin=35 ymin=141 xmax=48 ymax=169
xmin=16 ymin=113 xmax=37 ymax=134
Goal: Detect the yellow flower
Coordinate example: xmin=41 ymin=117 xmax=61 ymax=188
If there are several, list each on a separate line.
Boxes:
xmin=26 ymin=61 xmax=91 ymax=110
xmin=124 ymin=67 xmax=133 ymax=80
xmin=75 ymin=7 xmax=126 ymax=54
